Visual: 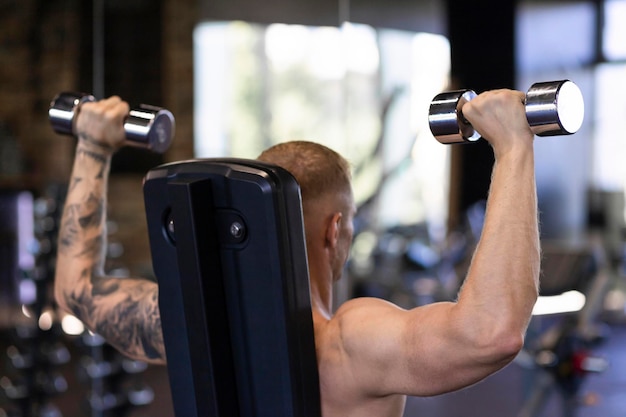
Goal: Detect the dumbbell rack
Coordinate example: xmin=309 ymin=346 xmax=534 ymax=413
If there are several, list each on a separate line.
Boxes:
xmin=0 ymin=188 xmax=154 ymax=417
xmin=0 ymin=187 xmax=70 ymax=417
xmin=74 ymin=332 xmax=154 ymax=417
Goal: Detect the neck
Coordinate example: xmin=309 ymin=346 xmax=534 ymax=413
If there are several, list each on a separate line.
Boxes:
xmin=308 ymin=259 xmax=334 ymax=319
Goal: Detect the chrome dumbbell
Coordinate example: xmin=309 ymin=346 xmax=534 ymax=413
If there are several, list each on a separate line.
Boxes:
xmin=48 ymin=92 xmax=175 ymax=153
xmin=428 ymin=80 xmax=585 ymax=144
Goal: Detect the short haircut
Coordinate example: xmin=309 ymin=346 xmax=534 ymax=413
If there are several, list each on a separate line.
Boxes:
xmin=257 ymin=141 xmax=352 ymax=204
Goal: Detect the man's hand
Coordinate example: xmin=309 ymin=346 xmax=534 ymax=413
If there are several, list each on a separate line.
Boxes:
xmin=75 ymin=96 xmax=129 ymax=151
xmin=463 ymin=89 xmax=535 ymax=158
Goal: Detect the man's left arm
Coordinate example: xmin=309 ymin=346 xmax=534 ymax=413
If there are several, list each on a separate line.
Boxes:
xmin=54 ymin=97 xmax=166 ymax=364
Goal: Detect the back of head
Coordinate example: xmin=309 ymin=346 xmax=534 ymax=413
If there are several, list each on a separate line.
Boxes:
xmin=257 ymin=141 xmax=352 ymax=206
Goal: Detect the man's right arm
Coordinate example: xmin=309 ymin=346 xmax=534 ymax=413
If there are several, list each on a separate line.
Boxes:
xmin=54 ymin=97 xmax=166 ymax=364
xmin=332 ymin=89 xmax=540 ymax=397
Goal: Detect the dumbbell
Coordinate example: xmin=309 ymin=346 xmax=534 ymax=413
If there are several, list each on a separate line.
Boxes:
xmin=428 ymin=80 xmax=585 ymax=144
xmin=49 ymin=92 xmax=175 ymax=153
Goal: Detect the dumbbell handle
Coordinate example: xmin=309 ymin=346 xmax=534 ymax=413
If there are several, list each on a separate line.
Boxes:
xmin=429 ymin=80 xmax=585 ymax=144
xmin=48 ymin=92 xmax=175 ymax=153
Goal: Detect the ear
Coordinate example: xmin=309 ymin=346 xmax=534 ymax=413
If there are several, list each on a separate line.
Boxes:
xmin=325 ymin=212 xmax=342 ymax=248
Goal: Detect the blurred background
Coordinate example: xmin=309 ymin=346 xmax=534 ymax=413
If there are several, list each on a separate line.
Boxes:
xmin=0 ymin=0 xmax=625 ymax=416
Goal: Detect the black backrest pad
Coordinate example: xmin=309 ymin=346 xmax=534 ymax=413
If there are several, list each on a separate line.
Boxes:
xmin=143 ymin=158 xmax=321 ymax=417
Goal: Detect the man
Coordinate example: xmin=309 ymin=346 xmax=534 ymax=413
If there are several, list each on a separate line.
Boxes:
xmin=55 ymin=89 xmax=540 ymax=417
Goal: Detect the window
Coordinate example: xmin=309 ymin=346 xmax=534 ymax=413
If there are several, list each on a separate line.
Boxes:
xmin=603 ymin=0 xmax=626 ymax=60
xmin=517 ymin=1 xmax=626 ymax=237
xmin=194 ymin=21 xmax=451 ymax=239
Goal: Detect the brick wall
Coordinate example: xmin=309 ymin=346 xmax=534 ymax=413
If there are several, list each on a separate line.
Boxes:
xmin=0 ymin=0 xmax=80 ymax=186
xmin=0 ymin=0 xmax=197 ymax=276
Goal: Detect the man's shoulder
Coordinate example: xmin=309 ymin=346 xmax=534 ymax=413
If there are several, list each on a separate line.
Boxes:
xmin=323 ymin=296 xmax=406 ymax=349
xmin=334 ymin=296 xmax=403 ymax=318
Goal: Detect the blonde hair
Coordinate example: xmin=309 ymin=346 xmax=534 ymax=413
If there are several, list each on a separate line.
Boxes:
xmin=257 ymin=141 xmax=352 ymax=204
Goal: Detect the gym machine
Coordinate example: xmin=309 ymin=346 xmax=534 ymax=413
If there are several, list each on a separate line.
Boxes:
xmin=143 ymin=159 xmax=321 ymax=417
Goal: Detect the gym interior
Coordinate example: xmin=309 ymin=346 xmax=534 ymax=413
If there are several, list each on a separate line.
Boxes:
xmin=1 ymin=0 xmax=625 ymax=416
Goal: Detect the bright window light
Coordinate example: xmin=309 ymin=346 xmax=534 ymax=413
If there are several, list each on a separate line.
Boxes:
xmin=306 ymin=26 xmax=345 ymax=80
xmin=593 ymin=63 xmax=626 ymax=222
xmin=193 ymin=22 xmax=231 ymax=158
xmin=265 ymin=24 xmax=311 ymax=71
xmin=603 ymin=0 xmax=626 ymax=60
xmin=194 ymin=20 xmax=451 ymax=240
xmin=342 ymin=22 xmax=379 ymax=75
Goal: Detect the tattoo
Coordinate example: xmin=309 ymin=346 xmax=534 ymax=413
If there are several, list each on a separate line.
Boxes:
xmin=139 ymin=291 xmax=164 ymax=360
xmin=77 ymin=131 xmax=113 ymax=151
xmin=77 ymin=147 xmax=107 ymax=164
xmin=78 ymin=193 xmax=104 ymax=229
xmin=66 ymin=274 xmax=165 ymax=361
xmin=70 ymin=177 xmax=83 ymax=191
xmin=78 ymin=235 xmax=104 ymax=258
xmin=59 ymin=132 xmax=164 ymax=361
xmin=89 ymin=268 xmax=120 ymax=296
xmin=58 ymin=204 xmax=81 ymax=251
xmin=77 ymin=146 xmax=107 ymax=179
xmin=58 ymin=192 xmax=105 ymax=257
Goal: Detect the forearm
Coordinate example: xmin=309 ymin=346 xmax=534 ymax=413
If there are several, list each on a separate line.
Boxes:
xmin=55 ymin=137 xmax=112 ymax=314
xmin=457 ymin=147 xmax=540 ymax=345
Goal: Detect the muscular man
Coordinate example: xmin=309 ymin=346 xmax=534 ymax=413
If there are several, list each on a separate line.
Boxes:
xmin=55 ymin=89 xmax=540 ymax=417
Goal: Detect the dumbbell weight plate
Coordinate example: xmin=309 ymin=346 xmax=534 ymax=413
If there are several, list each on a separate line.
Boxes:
xmin=525 ymin=80 xmax=584 ymax=136
xmin=48 ymin=92 xmax=96 ymax=136
xmin=428 ymin=89 xmax=481 ymax=144
xmin=124 ymin=105 xmax=175 ymax=154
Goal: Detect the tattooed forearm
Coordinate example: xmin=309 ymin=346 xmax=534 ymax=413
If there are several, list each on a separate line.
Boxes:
xmin=78 ymin=193 xmax=104 ymax=229
xmin=77 ymin=131 xmax=114 ymax=151
xmin=76 ymin=131 xmax=112 ymax=180
xmin=77 ymin=234 xmax=105 ymax=260
xmin=77 ymin=147 xmax=108 ymax=165
xmin=70 ymin=176 xmax=83 ymax=191
xmin=58 ymin=204 xmax=81 ymax=251
xmin=58 ymin=192 xmax=106 ymax=259
xmin=76 ymin=146 xmax=108 ymax=179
